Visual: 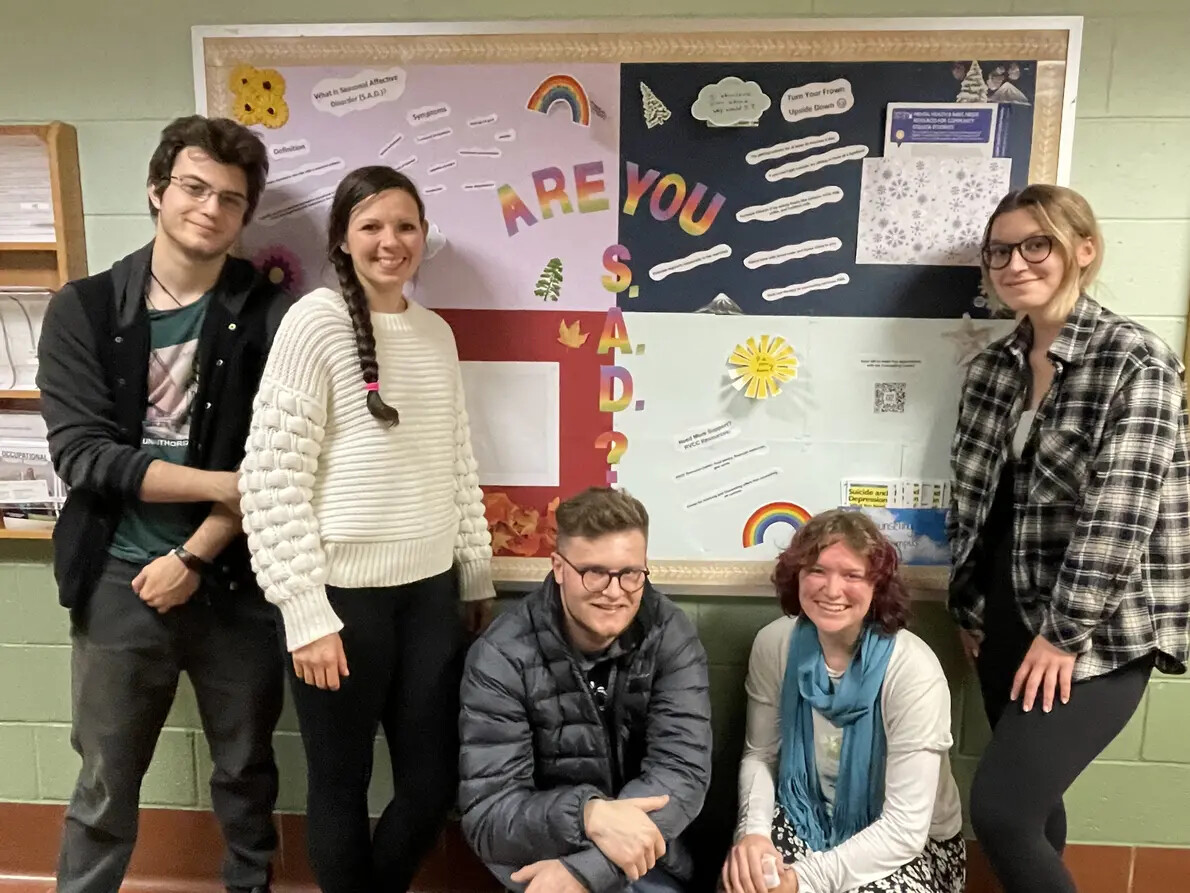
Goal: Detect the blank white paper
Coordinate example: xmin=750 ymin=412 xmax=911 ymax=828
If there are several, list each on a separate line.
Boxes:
xmin=459 ymin=360 xmax=560 ymax=487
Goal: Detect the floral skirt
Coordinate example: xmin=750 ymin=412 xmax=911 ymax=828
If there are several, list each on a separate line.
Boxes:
xmin=771 ymin=806 xmax=966 ymax=893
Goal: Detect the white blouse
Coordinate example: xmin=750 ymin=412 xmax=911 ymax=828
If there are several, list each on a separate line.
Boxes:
xmin=736 ymin=617 xmax=964 ymax=893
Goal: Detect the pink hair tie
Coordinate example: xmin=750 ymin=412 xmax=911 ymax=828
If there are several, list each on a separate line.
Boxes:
xmin=364 ymin=381 xmax=380 ymax=393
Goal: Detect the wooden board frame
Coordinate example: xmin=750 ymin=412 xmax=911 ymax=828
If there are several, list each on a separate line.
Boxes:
xmin=193 ymin=16 xmax=1083 ymax=595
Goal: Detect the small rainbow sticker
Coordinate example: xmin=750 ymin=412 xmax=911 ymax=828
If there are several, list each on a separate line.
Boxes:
xmin=526 ymin=74 xmax=591 ymax=127
xmin=742 ymin=502 xmax=812 ymax=548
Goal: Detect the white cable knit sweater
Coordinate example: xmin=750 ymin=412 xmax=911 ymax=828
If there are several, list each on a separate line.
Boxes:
xmin=239 ymin=287 xmax=494 ymax=651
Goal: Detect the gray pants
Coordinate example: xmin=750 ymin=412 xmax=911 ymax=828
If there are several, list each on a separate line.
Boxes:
xmin=503 ymin=865 xmax=687 ymax=893
xmin=56 ymin=558 xmax=284 ymax=892
xmin=630 ymin=867 xmax=688 ymax=892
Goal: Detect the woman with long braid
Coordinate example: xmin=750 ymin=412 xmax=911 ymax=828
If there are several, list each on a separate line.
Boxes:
xmin=239 ymin=166 xmax=494 ymax=892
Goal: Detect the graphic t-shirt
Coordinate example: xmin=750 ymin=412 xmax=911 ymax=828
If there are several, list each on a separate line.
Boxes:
xmin=108 ymin=293 xmax=211 ymax=564
xmin=812 ymin=664 xmax=847 ymax=818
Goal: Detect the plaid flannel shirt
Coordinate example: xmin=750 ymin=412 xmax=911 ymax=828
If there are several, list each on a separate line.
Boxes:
xmin=948 ymin=294 xmax=1190 ymax=681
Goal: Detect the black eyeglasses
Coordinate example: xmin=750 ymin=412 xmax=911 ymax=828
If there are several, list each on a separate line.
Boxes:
xmin=981 ymin=234 xmax=1053 ymax=270
xmin=556 ymin=552 xmax=649 ymax=594
xmin=169 ymin=176 xmax=250 ymax=214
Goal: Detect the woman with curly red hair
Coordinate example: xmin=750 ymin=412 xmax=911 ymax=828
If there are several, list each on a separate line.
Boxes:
xmin=722 ymin=510 xmax=965 ymax=893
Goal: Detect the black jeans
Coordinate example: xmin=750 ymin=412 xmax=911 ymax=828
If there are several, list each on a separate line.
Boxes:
xmin=57 ymin=558 xmax=284 ymax=893
xmin=971 ymin=597 xmax=1151 ymax=893
xmin=286 ymin=570 xmax=466 ymax=893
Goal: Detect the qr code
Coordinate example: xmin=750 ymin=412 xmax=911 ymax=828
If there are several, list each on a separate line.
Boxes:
xmin=874 ymin=382 xmax=906 ymax=413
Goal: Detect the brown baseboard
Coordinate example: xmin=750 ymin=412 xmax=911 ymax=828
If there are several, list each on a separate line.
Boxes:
xmin=0 ymin=881 xmax=318 ymax=892
xmin=2 ymin=801 xmax=1188 ymax=892
xmin=0 ymin=802 xmax=500 ymax=892
xmin=958 ymin=838 xmax=1190 ymax=893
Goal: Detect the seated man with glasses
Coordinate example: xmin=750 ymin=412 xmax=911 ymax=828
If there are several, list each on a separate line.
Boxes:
xmin=459 ymin=487 xmax=712 ymax=893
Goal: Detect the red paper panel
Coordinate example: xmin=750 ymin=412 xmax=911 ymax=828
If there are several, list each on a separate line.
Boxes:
xmin=438 ymin=308 xmax=613 ymax=557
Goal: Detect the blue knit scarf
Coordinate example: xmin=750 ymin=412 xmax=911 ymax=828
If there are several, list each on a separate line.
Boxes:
xmin=776 ymin=620 xmax=895 ymax=851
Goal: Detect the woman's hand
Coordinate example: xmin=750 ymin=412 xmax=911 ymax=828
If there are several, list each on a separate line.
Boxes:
xmin=1011 ymin=635 xmax=1076 ymax=712
xmin=722 ymin=834 xmax=794 ymax=893
xmin=292 ymin=632 xmax=349 ymax=690
xmin=464 ymin=598 xmax=495 ymax=636
xmin=958 ymin=628 xmax=984 ymax=664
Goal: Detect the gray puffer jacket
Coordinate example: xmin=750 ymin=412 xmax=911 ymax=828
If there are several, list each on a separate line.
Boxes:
xmin=459 ymin=576 xmax=712 ymax=892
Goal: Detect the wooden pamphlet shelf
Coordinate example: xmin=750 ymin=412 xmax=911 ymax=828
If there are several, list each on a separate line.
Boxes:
xmin=0 ymin=122 xmax=86 ymax=289
xmin=0 ymin=529 xmax=52 ymax=540
xmin=0 ymin=121 xmax=86 ymax=539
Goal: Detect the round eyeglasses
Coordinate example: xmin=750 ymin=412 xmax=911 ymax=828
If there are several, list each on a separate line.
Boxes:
xmin=556 ymin=552 xmax=649 ymax=594
xmin=981 ymin=234 xmax=1053 ymax=270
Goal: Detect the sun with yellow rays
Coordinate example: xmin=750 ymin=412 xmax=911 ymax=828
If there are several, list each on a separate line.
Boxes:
xmin=728 ymin=334 xmax=798 ymax=399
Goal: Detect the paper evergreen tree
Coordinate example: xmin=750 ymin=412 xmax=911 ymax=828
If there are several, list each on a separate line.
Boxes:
xmin=640 ymin=82 xmax=672 ymax=129
xmin=534 ymin=257 xmax=564 ymax=302
xmin=957 ymin=61 xmax=988 ymax=102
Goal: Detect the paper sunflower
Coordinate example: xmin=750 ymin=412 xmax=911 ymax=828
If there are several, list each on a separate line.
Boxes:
xmin=228 ymin=64 xmax=255 ymax=92
xmin=250 ymin=68 xmax=286 ymax=98
xmin=228 ymin=65 xmax=289 ymax=128
xmin=233 ymin=91 xmax=266 ymax=127
xmin=257 ymin=97 xmax=290 ymax=129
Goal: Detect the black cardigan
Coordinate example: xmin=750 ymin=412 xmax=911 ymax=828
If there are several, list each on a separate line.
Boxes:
xmin=36 ymin=241 xmax=291 ymax=612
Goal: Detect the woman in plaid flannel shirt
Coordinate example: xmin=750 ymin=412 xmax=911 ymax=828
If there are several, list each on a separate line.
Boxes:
xmin=947 ymin=184 xmax=1189 ymax=893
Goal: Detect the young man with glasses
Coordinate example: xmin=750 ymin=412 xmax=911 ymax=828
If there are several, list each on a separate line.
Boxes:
xmin=459 ymin=487 xmax=712 ymax=893
xmin=38 ymin=115 xmax=292 ymax=893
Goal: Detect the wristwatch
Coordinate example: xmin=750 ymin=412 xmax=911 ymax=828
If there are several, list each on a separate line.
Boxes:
xmin=171 ymin=545 xmax=210 ymax=574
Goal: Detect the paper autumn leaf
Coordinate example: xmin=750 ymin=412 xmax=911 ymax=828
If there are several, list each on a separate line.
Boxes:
xmin=535 ymin=497 xmax=562 ymax=551
xmin=508 ymin=506 xmax=540 ymax=537
xmin=485 ymin=491 xmax=558 ymax=557
xmin=558 ymin=319 xmax=589 ymax=349
xmin=484 ymin=492 xmax=517 ymax=526
xmin=507 ymin=532 xmax=543 ymax=557
xmin=542 ymin=497 xmax=560 ymax=534
xmin=490 ymin=528 xmax=514 ymax=553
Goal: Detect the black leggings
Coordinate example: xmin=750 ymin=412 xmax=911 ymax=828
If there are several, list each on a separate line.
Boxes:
xmin=286 ymin=570 xmax=466 ymax=893
xmin=971 ymin=613 xmax=1151 ymax=893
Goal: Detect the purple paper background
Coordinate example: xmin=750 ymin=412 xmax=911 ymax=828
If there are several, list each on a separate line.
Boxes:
xmin=242 ymin=62 xmax=621 ymax=312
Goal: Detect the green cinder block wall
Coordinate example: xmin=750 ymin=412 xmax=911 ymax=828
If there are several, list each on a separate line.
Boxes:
xmin=2 ymin=0 xmax=1188 ymax=851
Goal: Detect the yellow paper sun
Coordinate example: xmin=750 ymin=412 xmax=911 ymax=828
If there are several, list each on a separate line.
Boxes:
xmin=728 ymin=334 xmax=798 ymax=399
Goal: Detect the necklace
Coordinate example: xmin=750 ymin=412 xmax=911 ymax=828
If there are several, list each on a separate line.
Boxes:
xmin=143 ymin=269 xmax=202 ymax=399
xmin=149 ymin=271 xmax=185 ymax=309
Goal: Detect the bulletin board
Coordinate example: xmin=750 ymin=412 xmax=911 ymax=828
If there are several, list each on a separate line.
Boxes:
xmin=194 ymin=17 xmax=1082 ymax=594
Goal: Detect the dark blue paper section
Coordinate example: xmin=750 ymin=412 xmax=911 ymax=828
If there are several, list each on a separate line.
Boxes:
xmin=617 ymin=61 xmax=1036 ymax=318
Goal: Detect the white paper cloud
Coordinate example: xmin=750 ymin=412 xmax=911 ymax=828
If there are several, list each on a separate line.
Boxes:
xmin=692 ymin=77 xmax=771 ymax=127
xmin=424 ymin=222 xmax=446 ymax=259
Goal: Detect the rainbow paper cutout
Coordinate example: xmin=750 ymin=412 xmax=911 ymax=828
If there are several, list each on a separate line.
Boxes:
xmin=595 ymin=430 xmax=628 ymax=464
xmin=597 ymin=308 xmax=631 ymax=355
xmin=742 ymin=502 xmax=812 ymax=548
xmin=498 ymin=184 xmax=537 ymax=237
xmin=527 ymin=75 xmax=591 ymax=127
xmin=599 ymin=366 xmax=633 ymax=413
